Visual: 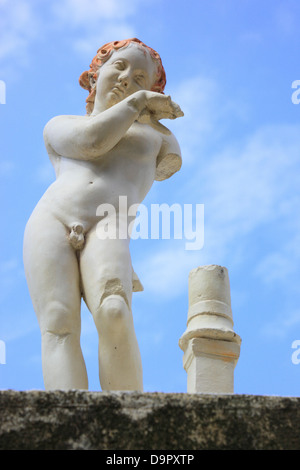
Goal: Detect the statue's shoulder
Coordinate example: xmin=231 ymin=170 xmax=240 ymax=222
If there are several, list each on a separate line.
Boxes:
xmin=44 ymin=114 xmax=85 ymax=134
xmin=43 ymin=115 xmax=87 ymax=153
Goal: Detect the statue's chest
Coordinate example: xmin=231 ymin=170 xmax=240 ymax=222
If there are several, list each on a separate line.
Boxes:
xmin=115 ymin=123 xmax=161 ymax=158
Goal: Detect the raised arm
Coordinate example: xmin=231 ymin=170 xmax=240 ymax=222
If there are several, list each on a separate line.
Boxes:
xmin=44 ymin=90 xmax=183 ymax=161
xmin=43 ymin=92 xmax=148 ymax=161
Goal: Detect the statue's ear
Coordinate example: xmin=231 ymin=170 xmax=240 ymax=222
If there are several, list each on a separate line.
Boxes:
xmin=88 ymin=71 xmax=97 ymax=89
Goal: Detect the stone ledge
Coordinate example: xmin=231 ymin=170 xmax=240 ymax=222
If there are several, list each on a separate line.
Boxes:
xmin=0 ymin=390 xmax=299 ymax=450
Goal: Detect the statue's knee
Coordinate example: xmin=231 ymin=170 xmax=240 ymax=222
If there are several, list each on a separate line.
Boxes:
xmin=41 ymin=301 xmax=78 ymax=338
xmin=95 ymin=295 xmax=130 ymax=332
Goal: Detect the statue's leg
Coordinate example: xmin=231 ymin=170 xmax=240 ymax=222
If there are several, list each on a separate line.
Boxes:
xmin=80 ymin=228 xmax=143 ymax=391
xmin=23 ymin=207 xmax=88 ymax=390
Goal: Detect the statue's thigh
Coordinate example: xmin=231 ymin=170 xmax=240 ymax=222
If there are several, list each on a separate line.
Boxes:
xmin=80 ymin=228 xmax=133 ymax=314
xmin=23 ymin=208 xmax=81 ymax=322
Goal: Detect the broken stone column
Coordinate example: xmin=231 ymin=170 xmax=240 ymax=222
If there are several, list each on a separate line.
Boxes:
xmin=179 ymin=265 xmax=241 ymax=394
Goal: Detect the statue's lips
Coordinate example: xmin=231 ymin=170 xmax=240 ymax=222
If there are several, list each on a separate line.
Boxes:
xmin=111 ymin=85 xmax=125 ymax=96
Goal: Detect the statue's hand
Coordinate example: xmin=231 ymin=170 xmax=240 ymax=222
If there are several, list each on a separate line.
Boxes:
xmin=135 ymin=91 xmax=183 ymax=134
xmin=138 ymin=91 xmax=183 ymax=120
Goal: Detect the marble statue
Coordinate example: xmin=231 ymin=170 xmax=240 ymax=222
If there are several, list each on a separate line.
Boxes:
xmin=23 ymin=38 xmax=183 ymax=391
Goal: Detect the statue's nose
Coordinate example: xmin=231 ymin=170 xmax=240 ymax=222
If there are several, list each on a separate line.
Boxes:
xmin=119 ymin=72 xmax=129 ymax=88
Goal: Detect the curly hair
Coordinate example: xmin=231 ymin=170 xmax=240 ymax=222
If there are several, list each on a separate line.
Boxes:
xmin=79 ymin=38 xmax=166 ymax=114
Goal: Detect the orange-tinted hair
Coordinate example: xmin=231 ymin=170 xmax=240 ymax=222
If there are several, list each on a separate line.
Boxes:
xmin=79 ymin=38 xmax=166 ymax=114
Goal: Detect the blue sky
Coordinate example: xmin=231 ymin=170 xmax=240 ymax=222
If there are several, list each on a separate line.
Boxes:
xmin=1 ymin=0 xmax=300 ymax=396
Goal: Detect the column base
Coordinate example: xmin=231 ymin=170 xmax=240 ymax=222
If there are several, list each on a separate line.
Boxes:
xmin=182 ymin=337 xmax=241 ymax=394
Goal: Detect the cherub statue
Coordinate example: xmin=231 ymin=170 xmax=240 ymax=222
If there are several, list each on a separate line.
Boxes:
xmin=23 ymin=38 xmax=183 ymax=391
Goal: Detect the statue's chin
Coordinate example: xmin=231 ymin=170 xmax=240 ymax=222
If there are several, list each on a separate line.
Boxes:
xmin=105 ymin=92 xmax=126 ymax=110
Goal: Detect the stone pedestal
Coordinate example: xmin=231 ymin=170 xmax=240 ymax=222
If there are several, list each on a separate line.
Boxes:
xmin=179 ymin=265 xmax=241 ymax=393
xmin=1 ymin=391 xmax=299 ymax=450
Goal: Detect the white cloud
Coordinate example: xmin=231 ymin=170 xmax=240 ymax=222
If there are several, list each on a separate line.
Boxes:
xmin=73 ymin=24 xmax=136 ymax=57
xmin=253 ymin=212 xmax=300 ymax=288
xmin=2 ymin=315 xmax=38 ymax=343
xmin=0 ymin=0 xmax=39 ymax=73
xmin=183 ymin=122 xmax=300 ymax=259
xmin=132 ymin=116 xmax=300 ymax=302
xmin=146 ymin=70 xmax=300 ymax=299
xmin=51 ymin=0 xmax=142 ymax=57
xmin=168 ymin=74 xmax=250 ymax=168
xmin=134 ymin=243 xmax=202 ymax=300
xmin=239 ymin=31 xmax=262 ymax=44
xmin=52 ymin=0 xmax=140 ymax=25
xmin=168 ymin=76 xmax=221 ymax=165
xmin=273 ymin=4 xmax=296 ymax=36
xmin=255 ymin=246 xmax=299 ymax=286
xmin=260 ymin=310 xmax=300 ymax=340
xmin=0 ymin=258 xmax=19 ymax=273
xmin=35 ymin=162 xmax=55 ymax=185
xmin=0 ymin=259 xmax=37 ymax=344
xmin=0 ymin=0 xmax=142 ymax=76
xmin=0 ymin=258 xmax=25 ymax=303
xmin=0 ymin=160 xmax=15 ymax=177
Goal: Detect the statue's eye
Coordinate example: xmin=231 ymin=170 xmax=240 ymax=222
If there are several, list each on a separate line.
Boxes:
xmin=114 ymin=60 xmax=125 ymax=70
xmin=135 ymin=74 xmax=145 ymax=85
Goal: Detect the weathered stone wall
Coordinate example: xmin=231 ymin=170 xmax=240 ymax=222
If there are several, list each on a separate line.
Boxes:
xmin=0 ymin=390 xmax=299 ymax=450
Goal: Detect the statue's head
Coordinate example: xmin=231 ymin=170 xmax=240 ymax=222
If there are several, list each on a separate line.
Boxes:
xmin=79 ymin=38 xmax=166 ymax=114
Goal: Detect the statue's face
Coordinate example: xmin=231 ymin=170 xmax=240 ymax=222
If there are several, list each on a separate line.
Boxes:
xmin=93 ymin=44 xmax=158 ymax=112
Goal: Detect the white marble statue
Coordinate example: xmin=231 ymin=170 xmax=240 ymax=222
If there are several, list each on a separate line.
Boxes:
xmin=23 ymin=38 xmax=183 ymax=391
